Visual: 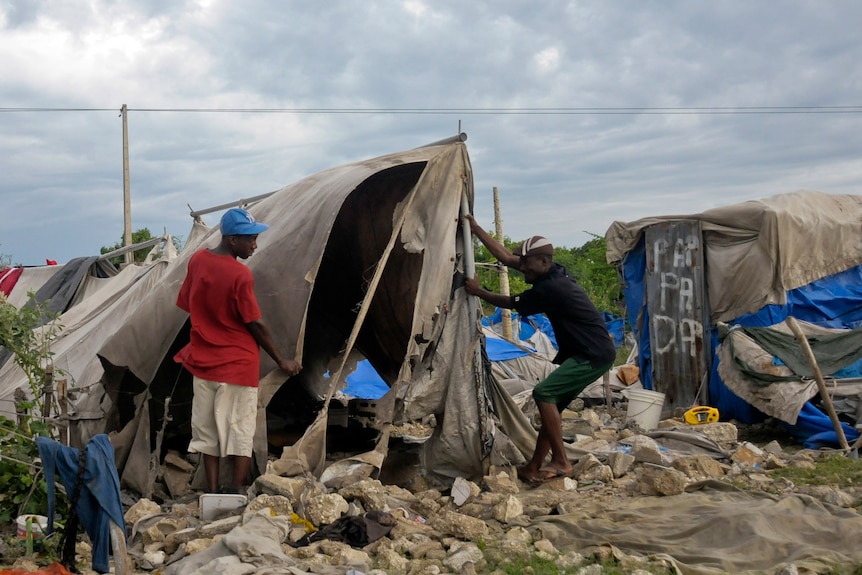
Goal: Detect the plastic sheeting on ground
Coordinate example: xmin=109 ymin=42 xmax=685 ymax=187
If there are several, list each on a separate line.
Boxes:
xmin=532 ymin=481 xmax=862 ymax=575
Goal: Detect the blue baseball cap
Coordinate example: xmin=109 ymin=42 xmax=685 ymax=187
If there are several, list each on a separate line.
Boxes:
xmin=220 ymin=208 xmax=269 ymax=236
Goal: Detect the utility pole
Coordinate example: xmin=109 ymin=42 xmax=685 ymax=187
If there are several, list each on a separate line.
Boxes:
xmin=493 ymin=187 xmax=513 ymax=341
xmin=121 ymin=104 xmax=132 ymax=266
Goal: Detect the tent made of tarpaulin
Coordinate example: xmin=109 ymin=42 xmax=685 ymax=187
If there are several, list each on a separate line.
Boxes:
xmin=605 ymin=190 xmax=862 ymax=446
xmin=0 ymin=240 xmax=178 ymax=444
xmin=93 ymin=135 xmax=566 ymax=494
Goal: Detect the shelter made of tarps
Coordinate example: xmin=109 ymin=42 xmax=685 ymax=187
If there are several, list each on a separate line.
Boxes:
xmin=607 ymin=190 xmax=862 ymax=323
xmin=606 ymin=190 xmax=862 ymax=445
xmin=0 ymin=241 xmax=178 ymax=444
xmin=93 ymin=136 xmax=561 ymax=494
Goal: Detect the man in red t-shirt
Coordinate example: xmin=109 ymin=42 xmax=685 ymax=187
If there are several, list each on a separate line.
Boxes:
xmin=175 ymin=207 xmax=301 ymax=493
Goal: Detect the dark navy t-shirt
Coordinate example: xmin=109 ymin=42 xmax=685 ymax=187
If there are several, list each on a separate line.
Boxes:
xmin=511 ymin=262 xmax=616 ymax=367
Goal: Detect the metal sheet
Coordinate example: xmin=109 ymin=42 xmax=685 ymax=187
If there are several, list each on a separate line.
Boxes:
xmin=645 ymin=221 xmax=710 ymax=413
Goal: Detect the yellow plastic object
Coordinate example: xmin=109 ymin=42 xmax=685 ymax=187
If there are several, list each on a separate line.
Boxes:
xmin=684 ymin=406 xmax=719 ymax=425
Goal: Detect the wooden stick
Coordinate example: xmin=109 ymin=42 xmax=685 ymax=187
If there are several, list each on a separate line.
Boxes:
xmin=41 ymin=365 xmax=53 ymax=419
xmin=57 ymin=378 xmax=68 ymax=446
xmin=603 ymin=371 xmax=612 ymax=413
xmin=109 ymin=520 xmax=129 ymax=575
xmin=784 ymin=316 xmax=850 ymax=451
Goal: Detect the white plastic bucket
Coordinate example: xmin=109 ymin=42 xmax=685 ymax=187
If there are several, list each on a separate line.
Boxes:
xmin=626 ymin=388 xmax=665 ymax=431
xmin=16 ymin=514 xmax=48 ymax=538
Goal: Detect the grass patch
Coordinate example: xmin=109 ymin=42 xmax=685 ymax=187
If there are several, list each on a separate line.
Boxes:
xmin=769 ymin=453 xmax=862 ymax=488
xmin=484 ymin=550 xmax=675 ymax=575
xmin=614 ymin=344 xmax=632 ymax=367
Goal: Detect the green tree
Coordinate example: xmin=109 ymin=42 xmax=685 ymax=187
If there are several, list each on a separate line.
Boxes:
xmin=470 ymin=229 xmax=624 ymax=317
xmin=100 ymin=228 xmax=185 ymax=266
xmin=566 ymin=233 xmax=625 ymax=316
xmin=100 ymin=227 xmax=155 ymax=265
xmin=472 ymin=233 xmax=528 ymax=302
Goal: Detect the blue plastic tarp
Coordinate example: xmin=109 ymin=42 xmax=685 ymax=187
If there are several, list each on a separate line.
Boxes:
xmin=339 ymin=360 xmax=390 ymax=400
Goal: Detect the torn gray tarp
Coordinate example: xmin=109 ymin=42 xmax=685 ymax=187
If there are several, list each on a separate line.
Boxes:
xmin=727 ymin=322 xmax=862 ymax=380
xmin=717 ymin=319 xmax=862 ymax=424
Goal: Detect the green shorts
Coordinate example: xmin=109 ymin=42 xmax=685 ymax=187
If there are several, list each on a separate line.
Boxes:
xmin=533 ymin=358 xmax=613 ymax=410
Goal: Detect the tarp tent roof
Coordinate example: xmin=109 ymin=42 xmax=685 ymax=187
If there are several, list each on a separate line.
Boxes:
xmin=606 ymin=190 xmax=862 ymax=323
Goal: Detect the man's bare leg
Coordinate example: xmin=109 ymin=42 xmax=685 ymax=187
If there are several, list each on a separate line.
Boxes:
xmin=536 ymin=400 xmax=571 ymax=474
xmin=203 ymin=454 xmax=220 ymax=493
xmin=231 ymin=455 xmax=252 ymax=490
xmin=518 ymin=425 xmax=550 ymax=482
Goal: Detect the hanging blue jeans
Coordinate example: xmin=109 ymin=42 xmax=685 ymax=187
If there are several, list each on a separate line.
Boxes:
xmin=36 ymin=434 xmax=127 ymax=574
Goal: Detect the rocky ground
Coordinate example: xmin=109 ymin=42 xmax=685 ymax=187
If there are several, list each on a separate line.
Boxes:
xmin=3 ymin=403 xmax=861 ymax=575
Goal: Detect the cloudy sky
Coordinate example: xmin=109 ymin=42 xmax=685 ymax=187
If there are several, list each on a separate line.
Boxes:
xmin=2 ymin=1 xmax=862 ymax=266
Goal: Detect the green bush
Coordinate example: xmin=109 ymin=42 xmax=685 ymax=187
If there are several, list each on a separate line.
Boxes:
xmin=0 ymin=292 xmax=67 ymax=529
xmin=0 ymin=415 xmax=58 ymax=524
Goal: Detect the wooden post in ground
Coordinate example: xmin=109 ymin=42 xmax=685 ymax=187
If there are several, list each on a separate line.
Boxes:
xmin=41 ymin=365 xmax=54 ymax=420
xmin=57 ymin=378 xmax=68 ymax=445
xmin=121 ymin=104 xmax=133 ymax=268
xmin=14 ymin=388 xmax=27 ymax=426
xmin=110 ymin=520 xmax=129 ymax=575
xmin=603 ymin=371 xmax=612 ymax=413
xmin=493 ymin=187 xmax=513 ymax=341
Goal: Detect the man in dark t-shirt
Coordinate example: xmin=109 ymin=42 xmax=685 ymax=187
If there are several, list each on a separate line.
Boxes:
xmin=464 ymin=215 xmax=615 ymax=485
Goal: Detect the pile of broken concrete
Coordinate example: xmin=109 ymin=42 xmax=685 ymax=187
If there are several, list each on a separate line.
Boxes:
xmin=83 ymin=406 xmax=860 ymax=575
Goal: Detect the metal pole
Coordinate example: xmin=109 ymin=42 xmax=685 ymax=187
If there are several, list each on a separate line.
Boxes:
xmin=121 ymin=104 xmax=132 ymax=266
xmin=461 ymin=189 xmax=477 ymax=328
xmin=493 ymin=187 xmax=513 ymax=341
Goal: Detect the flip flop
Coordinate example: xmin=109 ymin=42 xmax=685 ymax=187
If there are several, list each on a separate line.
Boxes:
xmin=516 ymin=467 xmax=538 ymax=484
xmin=537 ymin=467 xmax=572 ymax=481
xmin=518 ymin=466 xmax=572 ymax=486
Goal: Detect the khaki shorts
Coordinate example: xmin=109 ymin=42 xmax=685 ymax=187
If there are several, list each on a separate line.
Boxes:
xmin=533 ymin=358 xmax=613 ymax=410
xmin=188 ymin=377 xmax=258 ymax=458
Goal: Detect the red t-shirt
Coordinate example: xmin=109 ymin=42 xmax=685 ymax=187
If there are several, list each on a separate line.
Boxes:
xmin=173 ymin=249 xmax=263 ymax=387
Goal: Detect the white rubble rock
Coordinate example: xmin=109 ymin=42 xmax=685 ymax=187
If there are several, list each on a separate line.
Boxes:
xmin=305 ymin=492 xmax=350 ymax=526
xmin=492 ymin=494 xmax=524 ymax=523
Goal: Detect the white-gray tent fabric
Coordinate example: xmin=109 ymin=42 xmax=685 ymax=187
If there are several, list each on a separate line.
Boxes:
xmin=4 ymin=265 xmax=62 ymax=308
xmin=605 ymin=190 xmax=862 ymax=323
xmin=0 ymin=244 xmax=177 ymax=443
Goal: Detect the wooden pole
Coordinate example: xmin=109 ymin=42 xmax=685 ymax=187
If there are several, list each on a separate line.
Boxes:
xmin=784 ymin=316 xmax=850 ymax=451
xmin=41 ymin=365 xmax=53 ymax=419
xmin=603 ymin=370 xmax=612 ymax=412
xmin=14 ymin=388 xmax=27 ymax=426
xmin=110 ymin=520 xmax=130 ymax=575
xmin=121 ymin=104 xmax=132 ymax=267
xmin=493 ymin=187 xmax=513 ymax=341
xmin=57 ymin=378 xmax=68 ymax=445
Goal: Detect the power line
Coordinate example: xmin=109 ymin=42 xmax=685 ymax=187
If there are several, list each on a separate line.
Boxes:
xmin=2 ymin=105 xmax=862 ymax=115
